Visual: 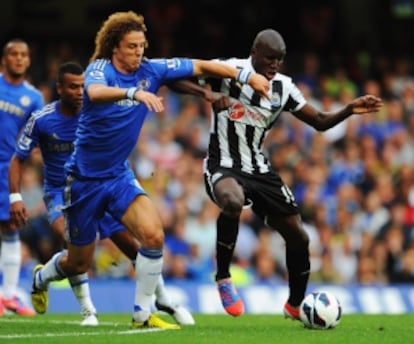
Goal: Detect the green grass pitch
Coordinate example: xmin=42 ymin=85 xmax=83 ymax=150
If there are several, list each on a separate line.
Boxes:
xmin=0 ymin=313 xmax=413 ymax=344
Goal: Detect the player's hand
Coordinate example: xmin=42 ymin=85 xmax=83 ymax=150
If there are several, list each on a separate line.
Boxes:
xmin=212 ymin=95 xmax=232 ymax=113
xmin=248 ymin=73 xmax=270 ymax=99
xmin=134 ymin=90 xmax=164 ymax=112
xmin=350 ymin=95 xmax=383 ymax=114
xmin=9 ymin=201 xmax=28 ymax=229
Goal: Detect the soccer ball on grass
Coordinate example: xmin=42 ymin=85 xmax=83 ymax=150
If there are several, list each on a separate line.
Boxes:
xmin=299 ymin=291 xmax=342 ymax=329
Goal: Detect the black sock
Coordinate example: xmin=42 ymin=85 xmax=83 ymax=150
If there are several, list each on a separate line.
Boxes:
xmin=215 ymin=213 xmax=239 ymax=281
xmin=286 ymin=247 xmax=310 ymax=307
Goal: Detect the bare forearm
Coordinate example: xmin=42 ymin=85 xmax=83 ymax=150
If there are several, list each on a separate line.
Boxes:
xmin=87 ymin=84 xmax=129 ymax=102
xmin=168 ymin=79 xmax=207 ymax=98
xmin=192 ymin=60 xmax=239 ymax=79
xmin=313 ymin=105 xmax=353 ymax=131
xmin=9 ymin=155 xmax=24 ymax=193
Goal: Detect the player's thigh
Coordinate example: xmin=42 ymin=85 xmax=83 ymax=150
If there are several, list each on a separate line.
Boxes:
xmin=51 ymin=216 xmax=65 ymax=243
xmin=110 ymin=230 xmax=139 ymax=261
xmin=120 ymin=195 xmax=164 ymax=248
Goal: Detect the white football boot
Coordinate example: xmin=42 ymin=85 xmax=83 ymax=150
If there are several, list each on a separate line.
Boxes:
xmin=155 ymin=301 xmax=195 ymax=325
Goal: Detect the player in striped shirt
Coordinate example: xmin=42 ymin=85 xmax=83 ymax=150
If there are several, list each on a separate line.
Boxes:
xmin=202 ymin=29 xmax=383 ymax=318
xmin=0 ymin=39 xmax=44 ymax=316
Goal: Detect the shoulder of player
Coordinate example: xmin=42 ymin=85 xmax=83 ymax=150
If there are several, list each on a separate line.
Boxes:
xmin=272 ymin=72 xmax=296 ymax=85
xmin=21 ymin=79 xmax=43 ymax=98
xmin=30 ymin=101 xmax=59 ymax=123
xmin=213 ymin=57 xmax=248 ymax=69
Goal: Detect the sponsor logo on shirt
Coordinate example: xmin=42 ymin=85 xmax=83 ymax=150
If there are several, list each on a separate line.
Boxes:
xmin=229 ymin=102 xmax=265 ymax=121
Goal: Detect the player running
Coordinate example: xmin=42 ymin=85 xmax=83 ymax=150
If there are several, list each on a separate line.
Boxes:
xmin=201 ymin=29 xmax=383 ymax=318
xmin=0 ymin=38 xmax=44 ymax=316
xmin=9 ymin=61 xmax=194 ymax=326
xmin=29 ymin=10 xmax=269 ymax=330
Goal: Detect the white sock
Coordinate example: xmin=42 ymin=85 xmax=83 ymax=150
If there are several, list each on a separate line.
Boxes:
xmin=133 ymin=248 xmax=163 ymax=322
xmin=68 ymin=273 xmax=96 ymax=314
xmin=0 ymin=233 xmax=21 ymax=298
xmin=155 ymin=275 xmax=172 ymax=307
xmin=36 ymin=250 xmax=66 ymax=290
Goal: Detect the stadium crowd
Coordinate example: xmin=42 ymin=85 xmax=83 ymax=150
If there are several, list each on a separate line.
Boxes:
xmin=9 ymin=41 xmax=414 ymax=288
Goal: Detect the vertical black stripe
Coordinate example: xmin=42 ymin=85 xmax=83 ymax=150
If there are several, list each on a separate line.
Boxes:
xmin=250 ymin=92 xmax=261 ymax=107
xmin=283 ymin=94 xmax=300 ymax=112
xmin=245 ymin=125 xmax=256 ymax=172
xmin=229 ymin=79 xmax=242 ymax=99
xmin=207 ymin=111 xmax=220 ymax=171
xmin=257 ymin=130 xmax=267 ymax=170
xmin=227 ymin=120 xmax=241 ymax=169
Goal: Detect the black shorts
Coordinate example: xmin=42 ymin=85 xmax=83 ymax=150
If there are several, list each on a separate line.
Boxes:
xmin=204 ymin=167 xmax=299 ymax=220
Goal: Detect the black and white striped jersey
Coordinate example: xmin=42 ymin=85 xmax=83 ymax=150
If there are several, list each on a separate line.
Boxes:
xmin=204 ymin=57 xmax=307 ymax=175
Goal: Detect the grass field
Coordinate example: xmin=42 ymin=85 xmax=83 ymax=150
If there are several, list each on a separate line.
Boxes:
xmin=0 ymin=313 xmax=413 ymax=344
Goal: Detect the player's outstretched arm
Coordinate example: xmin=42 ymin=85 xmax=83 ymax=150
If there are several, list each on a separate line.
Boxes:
xmin=293 ymin=94 xmax=383 ymax=131
xmin=191 ymin=59 xmax=269 ymax=99
xmin=87 ymin=84 xmax=165 ymax=112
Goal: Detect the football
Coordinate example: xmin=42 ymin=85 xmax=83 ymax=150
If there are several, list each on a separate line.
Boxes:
xmin=299 ymin=291 xmax=342 ymax=329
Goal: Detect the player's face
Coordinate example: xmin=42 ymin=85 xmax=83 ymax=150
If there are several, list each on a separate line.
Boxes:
xmin=112 ymin=30 xmax=147 ymax=74
xmin=2 ymin=42 xmax=30 ymax=79
xmin=57 ymin=73 xmax=84 ymax=113
xmin=251 ymin=44 xmax=285 ymax=80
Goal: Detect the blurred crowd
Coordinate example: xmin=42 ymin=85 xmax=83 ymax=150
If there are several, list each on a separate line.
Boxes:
xmin=14 ymin=42 xmax=414 ymax=288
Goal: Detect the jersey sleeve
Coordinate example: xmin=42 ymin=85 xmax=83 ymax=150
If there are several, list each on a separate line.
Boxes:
xmin=84 ymin=60 xmax=111 ymax=89
xmin=284 ymin=81 xmax=307 ymax=113
xmin=151 ymin=58 xmax=194 ymax=82
xmin=15 ymin=113 xmax=40 ymax=160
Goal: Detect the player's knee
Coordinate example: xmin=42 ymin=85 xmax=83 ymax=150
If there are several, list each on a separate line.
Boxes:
xmin=290 ymin=228 xmax=310 ymax=251
xmin=140 ymin=226 xmax=164 ymax=248
xmin=220 ymin=194 xmax=243 ymax=218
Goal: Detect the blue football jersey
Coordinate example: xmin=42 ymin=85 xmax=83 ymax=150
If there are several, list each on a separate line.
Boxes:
xmin=15 ymin=101 xmax=79 ymax=190
xmin=65 ymin=57 xmax=194 ymax=178
xmin=0 ymin=74 xmax=44 ymax=163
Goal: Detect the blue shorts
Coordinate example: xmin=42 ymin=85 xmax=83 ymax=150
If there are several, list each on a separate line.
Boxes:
xmin=63 ymin=169 xmax=146 ymax=246
xmin=44 ymin=188 xmax=65 ymax=225
xmin=0 ymin=163 xmax=10 ymax=221
xmin=98 ymin=213 xmax=125 ymax=240
xmin=44 ymin=188 xmax=124 ymax=240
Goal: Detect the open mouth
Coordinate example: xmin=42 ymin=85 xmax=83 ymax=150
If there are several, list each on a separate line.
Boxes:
xmin=266 ymin=71 xmax=276 ymax=80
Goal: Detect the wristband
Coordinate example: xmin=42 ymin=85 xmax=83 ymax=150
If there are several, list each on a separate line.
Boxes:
xmin=9 ymin=193 xmax=22 ymax=204
xmin=236 ymin=68 xmax=252 ymax=84
xmin=126 ymin=87 xmax=138 ymax=100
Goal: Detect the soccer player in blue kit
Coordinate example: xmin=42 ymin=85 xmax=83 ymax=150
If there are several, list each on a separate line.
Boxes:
xmin=0 ymin=38 xmax=44 ymax=316
xmin=9 ymin=62 xmax=195 ymax=326
xmin=30 ymin=11 xmax=270 ymax=330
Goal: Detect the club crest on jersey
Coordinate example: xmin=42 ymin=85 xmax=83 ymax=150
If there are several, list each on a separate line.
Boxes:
xmin=20 ymin=95 xmax=31 ymax=107
xmin=270 ymin=92 xmax=281 ymax=108
xmin=137 ymin=79 xmax=151 ymax=91
xmin=229 ymin=103 xmax=245 ymax=120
